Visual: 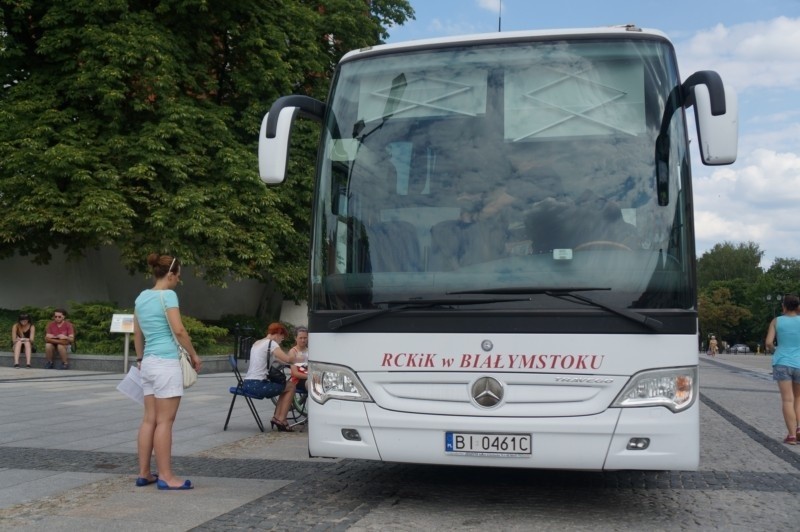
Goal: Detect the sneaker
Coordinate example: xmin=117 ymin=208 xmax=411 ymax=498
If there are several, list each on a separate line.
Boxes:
xmin=61 ymin=363 xmax=70 ymax=370
xmin=45 ymin=361 xmax=54 ymax=369
xmin=14 ymin=364 xmax=19 ymax=368
xmin=26 ymin=365 xmax=31 ymax=369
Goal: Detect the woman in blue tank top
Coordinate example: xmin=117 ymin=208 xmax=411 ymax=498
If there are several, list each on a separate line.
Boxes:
xmin=765 ymin=294 xmax=800 ymax=445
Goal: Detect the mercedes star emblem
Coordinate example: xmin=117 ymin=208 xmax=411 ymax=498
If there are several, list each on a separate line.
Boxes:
xmin=471 ymin=377 xmax=504 ymax=408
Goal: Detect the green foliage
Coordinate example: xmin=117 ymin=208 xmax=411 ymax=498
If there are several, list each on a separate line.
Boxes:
xmin=216 ymin=314 xmax=268 ymax=336
xmin=0 ymin=302 xmax=227 ymax=354
xmin=698 ymin=287 xmax=752 ymax=345
xmin=696 ymin=243 xmax=800 ymax=345
xmin=0 ymin=309 xmax=22 ymax=351
xmin=0 ymin=0 xmax=414 ymax=301
xmin=214 ymin=314 xmax=302 ymax=350
xmin=697 ymin=241 xmax=763 ymax=290
xmin=766 ymin=258 xmax=800 ymax=287
xmin=180 ymin=315 xmax=228 ymax=353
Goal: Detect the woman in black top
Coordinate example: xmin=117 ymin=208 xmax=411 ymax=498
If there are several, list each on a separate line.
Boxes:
xmin=11 ymin=313 xmax=35 ymax=368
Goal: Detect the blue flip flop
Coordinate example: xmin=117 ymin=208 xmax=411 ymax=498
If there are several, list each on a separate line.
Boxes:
xmin=135 ymin=474 xmax=159 ymax=487
xmin=156 ymin=479 xmax=193 ymax=490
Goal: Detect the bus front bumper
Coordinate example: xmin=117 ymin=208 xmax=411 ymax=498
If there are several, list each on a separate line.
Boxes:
xmin=307 ymin=400 xmax=699 ymax=470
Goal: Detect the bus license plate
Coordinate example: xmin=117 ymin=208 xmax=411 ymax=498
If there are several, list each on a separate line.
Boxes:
xmin=445 ymin=432 xmax=531 ymax=457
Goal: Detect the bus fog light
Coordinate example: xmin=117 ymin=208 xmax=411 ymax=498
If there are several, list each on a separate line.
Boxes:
xmin=341 ymin=428 xmax=361 ymax=441
xmin=627 ymin=437 xmax=650 ymax=450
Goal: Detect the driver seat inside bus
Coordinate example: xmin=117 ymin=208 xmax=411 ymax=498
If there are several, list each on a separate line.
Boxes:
xmin=348 ymin=146 xmax=421 ymax=272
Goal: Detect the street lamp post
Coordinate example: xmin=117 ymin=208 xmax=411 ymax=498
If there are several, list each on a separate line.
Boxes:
xmin=765 ymin=294 xmax=784 ymax=318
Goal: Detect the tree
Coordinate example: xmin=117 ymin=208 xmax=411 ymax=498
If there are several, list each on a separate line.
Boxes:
xmin=0 ymin=0 xmax=414 ymax=300
xmin=696 ymin=241 xmax=763 ymax=290
xmin=698 ymin=287 xmax=752 ymax=346
xmin=765 ymin=258 xmax=800 ymax=290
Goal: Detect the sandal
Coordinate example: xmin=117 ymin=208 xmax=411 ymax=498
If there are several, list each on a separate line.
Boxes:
xmin=135 ymin=473 xmax=159 ymax=487
xmin=157 ymin=479 xmax=193 ymax=490
xmin=270 ymin=417 xmax=294 ymax=432
xmin=783 ymin=435 xmax=797 ymax=445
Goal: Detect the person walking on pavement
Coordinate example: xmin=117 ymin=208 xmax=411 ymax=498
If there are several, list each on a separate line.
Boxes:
xmin=765 ymin=293 xmax=800 ymax=445
xmin=709 ymin=336 xmax=718 ymax=356
xmin=133 ymin=253 xmax=202 ymax=489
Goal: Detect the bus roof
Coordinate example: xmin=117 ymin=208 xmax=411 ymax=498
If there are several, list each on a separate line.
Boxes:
xmin=341 ymin=25 xmax=671 ymax=63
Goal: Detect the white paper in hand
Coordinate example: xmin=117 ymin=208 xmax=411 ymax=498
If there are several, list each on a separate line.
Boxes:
xmin=117 ymin=366 xmax=144 ymax=405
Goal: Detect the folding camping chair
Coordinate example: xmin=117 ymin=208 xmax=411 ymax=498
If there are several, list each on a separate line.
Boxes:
xmin=223 ymin=355 xmax=265 ymax=432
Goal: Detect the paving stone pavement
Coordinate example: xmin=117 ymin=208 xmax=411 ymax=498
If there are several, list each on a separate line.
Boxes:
xmin=0 ymin=353 xmax=798 ymax=531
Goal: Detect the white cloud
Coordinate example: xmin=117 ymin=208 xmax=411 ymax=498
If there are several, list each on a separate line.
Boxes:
xmin=426 ymin=17 xmax=481 ymax=37
xmin=677 ymin=17 xmax=800 ymax=92
xmin=693 ymin=149 xmax=800 ymax=264
xmin=678 ymin=16 xmax=800 ymax=265
xmin=476 ymin=0 xmax=502 ymax=14
xmin=749 ymin=109 xmax=800 ymax=126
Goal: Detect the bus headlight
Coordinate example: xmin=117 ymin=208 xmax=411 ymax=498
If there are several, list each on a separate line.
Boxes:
xmin=611 ymin=367 xmax=697 ymax=413
xmin=308 ymin=362 xmax=373 ymax=405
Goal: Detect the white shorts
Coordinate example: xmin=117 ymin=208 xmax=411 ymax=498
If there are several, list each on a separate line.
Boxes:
xmin=141 ymin=356 xmax=183 ymax=398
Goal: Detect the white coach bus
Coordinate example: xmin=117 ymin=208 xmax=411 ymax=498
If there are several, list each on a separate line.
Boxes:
xmin=259 ymin=25 xmax=737 ymax=470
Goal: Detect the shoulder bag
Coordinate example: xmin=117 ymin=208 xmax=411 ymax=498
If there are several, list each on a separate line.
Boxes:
xmin=160 ymin=292 xmax=198 ymax=388
xmin=266 ymin=340 xmax=287 ymax=385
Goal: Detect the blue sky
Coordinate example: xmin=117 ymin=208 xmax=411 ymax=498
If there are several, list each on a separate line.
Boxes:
xmin=387 ymin=1 xmax=800 ymax=267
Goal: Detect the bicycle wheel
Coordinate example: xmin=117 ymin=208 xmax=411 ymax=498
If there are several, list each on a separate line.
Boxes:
xmin=292 ymin=392 xmax=308 ymax=423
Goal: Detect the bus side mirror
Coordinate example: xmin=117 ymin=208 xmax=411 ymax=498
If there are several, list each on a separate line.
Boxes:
xmin=259 ymin=108 xmax=296 ymax=184
xmin=692 ymin=83 xmax=738 ymax=165
xmin=259 ymin=95 xmax=327 ymax=184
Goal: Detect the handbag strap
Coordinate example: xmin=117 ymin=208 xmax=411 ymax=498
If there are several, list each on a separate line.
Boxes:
xmin=159 ymin=291 xmax=182 ymax=350
xmin=266 ymin=340 xmax=274 ymax=367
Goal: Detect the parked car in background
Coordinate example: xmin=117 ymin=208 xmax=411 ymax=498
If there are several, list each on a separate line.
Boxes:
xmin=730 ymin=344 xmax=750 ymax=354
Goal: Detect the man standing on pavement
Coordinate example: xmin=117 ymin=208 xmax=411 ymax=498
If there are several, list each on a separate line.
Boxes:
xmin=45 ymin=308 xmax=75 ymax=369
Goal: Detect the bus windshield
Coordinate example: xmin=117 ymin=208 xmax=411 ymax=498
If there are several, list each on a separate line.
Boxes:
xmin=311 ymin=38 xmax=692 ymax=313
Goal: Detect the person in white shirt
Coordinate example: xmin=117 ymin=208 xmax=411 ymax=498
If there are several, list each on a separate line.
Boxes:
xmin=242 ymin=323 xmax=294 ymax=430
xmin=271 ymin=326 xmax=309 ymax=430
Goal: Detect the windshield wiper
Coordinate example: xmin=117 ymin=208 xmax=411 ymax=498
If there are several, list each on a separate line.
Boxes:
xmin=328 ymin=296 xmax=531 ymax=331
xmin=450 ymin=287 xmax=663 ymax=332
